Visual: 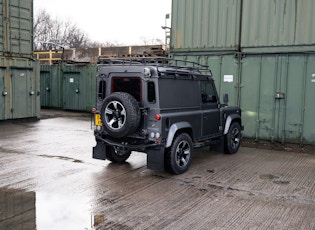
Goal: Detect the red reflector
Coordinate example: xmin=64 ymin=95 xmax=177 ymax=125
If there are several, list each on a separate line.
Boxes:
xmin=92 ymin=108 xmax=97 ymax=114
xmin=155 ymin=114 xmax=161 ymax=120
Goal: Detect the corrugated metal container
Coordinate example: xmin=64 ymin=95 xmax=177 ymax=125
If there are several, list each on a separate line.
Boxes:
xmin=0 ymin=57 xmax=40 ymax=120
xmin=39 ymin=64 xmax=97 ymax=112
xmin=40 ymin=65 xmax=62 ymax=108
xmin=171 ymin=0 xmax=241 ymax=52
xmin=170 ymin=52 xmax=315 ymax=145
xmin=0 ymin=0 xmax=33 ymax=57
xmin=62 ymin=64 xmax=97 ymax=111
xmin=241 ymin=0 xmax=315 ymax=52
xmin=240 ymin=54 xmax=315 ymax=145
xmin=171 ymin=0 xmax=315 ymax=52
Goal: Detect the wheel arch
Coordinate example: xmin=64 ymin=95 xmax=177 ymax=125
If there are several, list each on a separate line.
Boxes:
xmin=224 ymin=114 xmax=242 ymax=135
xmin=166 ymin=122 xmax=193 ymax=148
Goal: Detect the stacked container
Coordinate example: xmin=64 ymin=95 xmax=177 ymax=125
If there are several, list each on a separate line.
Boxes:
xmin=0 ymin=0 xmax=40 ymax=120
xmin=170 ymin=0 xmax=315 ymax=145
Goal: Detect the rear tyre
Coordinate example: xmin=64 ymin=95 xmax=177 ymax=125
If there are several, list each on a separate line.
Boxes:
xmin=106 ymin=146 xmax=131 ymax=163
xmin=166 ymin=133 xmax=193 ymax=174
xmin=224 ymin=122 xmax=241 ymax=154
xmin=101 ymin=92 xmax=140 ymax=138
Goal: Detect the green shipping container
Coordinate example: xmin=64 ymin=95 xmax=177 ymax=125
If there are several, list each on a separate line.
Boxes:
xmin=39 ymin=64 xmax=97 ymax=112
xmin=241 ymin=0 xmax=315 ymax=52
xmin=0 ymin=0 xmax=33 ymax=57
xmin=171 ymin=0 xmax=241 ymax=52
xmin=0 ymin=57 xmax=40 ymax=120
xmin=62 ymin=64 xmax=97 ymax=112
xmin=171 ymin=0 xmax=315 ymax=53
xmin=170 ymin=52 xmax=315 ymax=145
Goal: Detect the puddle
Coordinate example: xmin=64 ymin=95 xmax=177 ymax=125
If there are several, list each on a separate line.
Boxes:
xmin=0 ymin=187 xmax=104 ymax=230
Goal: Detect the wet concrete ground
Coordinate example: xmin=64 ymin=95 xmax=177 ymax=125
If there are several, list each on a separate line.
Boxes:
xmin=0 ymin=110 xmax=315 ymax=229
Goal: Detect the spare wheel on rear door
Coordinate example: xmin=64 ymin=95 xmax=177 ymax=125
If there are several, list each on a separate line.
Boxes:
xmin=101 ymin=92 xmax=140 ymax=138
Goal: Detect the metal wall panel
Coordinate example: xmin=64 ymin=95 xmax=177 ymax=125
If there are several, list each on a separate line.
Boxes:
xmin=170 ymin=52 xmax=315 ymax=145
xmin=0 ymin=57 xmax=40 ymax=120
xmin=171 ymin=0 xmax=241 ymax=52
xmin=0 ymin=0 xmax=33 ymax=57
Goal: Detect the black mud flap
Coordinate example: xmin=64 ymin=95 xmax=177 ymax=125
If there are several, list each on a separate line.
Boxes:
xmin=211 ymin=137 xmax=225 ymax=153
xmin=93 ymin=142 xmax=107 ymax=160
xmin=147 ymin=147 xmax=165 ymax=171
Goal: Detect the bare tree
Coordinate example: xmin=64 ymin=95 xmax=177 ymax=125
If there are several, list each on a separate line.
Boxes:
xmin=140 ymin=36 xmax=163 ymax=45
xmin=34 ymin=9 xmax=90 ymax=50
xmin=34 ymin=10 xmax=164 ymax=49
xmin=87 ymin=40 xmax=123 ymax=48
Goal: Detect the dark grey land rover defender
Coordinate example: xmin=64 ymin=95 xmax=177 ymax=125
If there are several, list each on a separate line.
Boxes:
xmin=92 ymin=58 xmax=243 ymax=174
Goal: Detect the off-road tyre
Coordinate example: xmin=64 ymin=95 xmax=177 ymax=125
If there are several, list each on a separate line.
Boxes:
xmin=165 ymin=133 xmax=193 ymax=174
xmin=224 ymin=122 xmax=241 ymax=154
xmin=106 ymin=146 xmax=131 ymax=163
xmin=101 ymin=92 xmax=140 ymax=138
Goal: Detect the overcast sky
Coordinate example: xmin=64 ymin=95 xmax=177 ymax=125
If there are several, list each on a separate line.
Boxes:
xmin=34 ymin=0 xmax=172 ymax=45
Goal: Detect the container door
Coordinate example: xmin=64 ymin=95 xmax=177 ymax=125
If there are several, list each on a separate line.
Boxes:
xmin=240 ymin=54 xmax=315 ymax=144
xmin=11 ymin=69 xmax=32 ymax=119
xmin=40 ymin=71 xmax=51 ymax=107
xmin=63 ymin=72 xmax=80 ymax=110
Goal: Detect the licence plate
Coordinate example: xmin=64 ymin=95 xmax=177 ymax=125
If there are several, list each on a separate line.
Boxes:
xmin=95 ymin=114 xmax=102 ymax=126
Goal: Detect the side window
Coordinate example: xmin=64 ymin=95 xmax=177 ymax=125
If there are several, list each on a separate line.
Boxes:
xmin=98 ymin=80 xmax=106 ymax=100
xmin=201 ymin=81 xmax=217 ymax=103
xmin=147 ymin=82 xmax=156 ymax=103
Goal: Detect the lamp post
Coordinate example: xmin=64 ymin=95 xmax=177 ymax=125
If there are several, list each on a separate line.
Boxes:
xmin=161 ymin=13 xmax=171 ymax=48
xmin=161 ymin=26 xmax=171 ymax=48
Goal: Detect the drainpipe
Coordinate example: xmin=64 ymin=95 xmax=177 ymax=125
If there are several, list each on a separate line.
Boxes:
xmin=238 ymin=0 xmax=243 ymax=53
xmin=236 ymin=0 xmax=243 ymax=107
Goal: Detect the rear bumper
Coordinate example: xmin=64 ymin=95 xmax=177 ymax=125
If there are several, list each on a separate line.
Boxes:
xmin=94 ymin=134 xmax=161 ymax=151
xmin=93 ymin=134 xmax=165 ymax=171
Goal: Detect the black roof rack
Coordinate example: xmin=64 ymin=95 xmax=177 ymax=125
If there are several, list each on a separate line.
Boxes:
xmin=97 ymin=57 xmax=210 ymax=74
xmin=97 ymin=57 xmax=168 ymax=65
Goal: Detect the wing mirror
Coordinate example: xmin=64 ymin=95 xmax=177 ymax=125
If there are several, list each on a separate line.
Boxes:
xmin=223 ymin=93 xmax=229 ymax=105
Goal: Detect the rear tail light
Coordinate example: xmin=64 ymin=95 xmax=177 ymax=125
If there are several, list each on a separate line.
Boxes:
xmin=155 ymin=114 xmax=161 ymax=120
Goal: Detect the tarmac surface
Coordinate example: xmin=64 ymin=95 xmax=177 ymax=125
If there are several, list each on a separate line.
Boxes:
xmin=0 ymin=110 xmax=314 ymax=229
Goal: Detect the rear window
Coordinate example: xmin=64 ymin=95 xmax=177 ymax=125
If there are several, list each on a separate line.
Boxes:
xmin=98 ymin=80 xmax=106 ymax=100
xmin=112 ymin=77 xmax=141 ymax=101
xmin=147 ymin=82 xmax=156 ymax=103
